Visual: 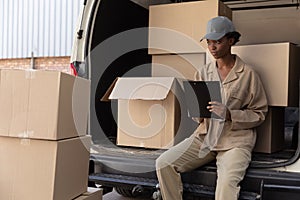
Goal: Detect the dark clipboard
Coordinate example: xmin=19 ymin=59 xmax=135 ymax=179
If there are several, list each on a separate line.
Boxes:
xmin=183 ymin=81 xmax=222 ymax=118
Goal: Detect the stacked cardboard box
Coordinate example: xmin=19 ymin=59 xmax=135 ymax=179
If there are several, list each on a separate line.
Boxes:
xmin=149 ymin=0 xmax=232 ymax=54
xmin=150 ymin=0 xmax=231 ymax=80
xmin=232 ymin=7 xmax=300 ymax=46
xmin=148 ymin=1 xmax=300 ymax=153
xmin=152 ymin=53 xmax=206 ymax=80
xmin=0 ymin=69 xmax=90 ymax=139
xmin=231 ymin=42 xmax=300 ymax=153
xmin=0 ymin=69 xmax=91 ymax=200
xmin=230 ymin=6 xmax=300 ymax=153
xmin=254 ymin=107 xmax=285 ymax=153
xmin=232 ymin=42 xmax=300 ymax=107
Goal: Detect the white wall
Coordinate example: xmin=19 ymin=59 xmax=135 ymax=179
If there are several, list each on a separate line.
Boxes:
xmin=0 ymin=0 xmax=83 ymax=59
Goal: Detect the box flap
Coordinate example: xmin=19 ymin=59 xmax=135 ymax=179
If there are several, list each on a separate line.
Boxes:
xmin=109 ymin=77 xmax=175 ymax=100
xmin=101 ymin=78 xmax=119 ymax=101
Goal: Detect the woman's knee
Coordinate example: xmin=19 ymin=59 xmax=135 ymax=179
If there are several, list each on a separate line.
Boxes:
xmin=217 ymin=172 xmax=240 ymax=188
xmin=156 ymin=155 xmax=165 ymax=170
xmin=156 ymin=152 xmax=173 ymax=171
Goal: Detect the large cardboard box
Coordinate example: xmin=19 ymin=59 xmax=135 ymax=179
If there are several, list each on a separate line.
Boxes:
xmin=254 ymin=107 xmax=285 ymax=153
xmin=73 ymin=187 xmax=103 ymax=200
xmin=149 ymin=0 xmax=232 ymax=54
xmin=152 ymin=53 xmax=206 ymax=80
xmin=233 ymin=7 xmax=300 ymax=45
xmin=103 ymin=77 xmax=182 ymax=149
xmin=232 ymin=42 xmax=300 ymax=107
xmin=0 ymin=136 xmax=91 ymax=200
xmin=0 ymin=69 xmax=90 ymax=140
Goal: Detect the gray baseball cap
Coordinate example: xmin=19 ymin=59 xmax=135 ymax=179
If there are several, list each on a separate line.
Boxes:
xmin=200 ymin=16 xmax=235 ymax=41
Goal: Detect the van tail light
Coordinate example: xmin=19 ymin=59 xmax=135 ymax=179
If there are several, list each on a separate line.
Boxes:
xmin=70 ymin=61 xmax=87 ymax=78
xmin=70 ymin=63 xmax=78 ymax=76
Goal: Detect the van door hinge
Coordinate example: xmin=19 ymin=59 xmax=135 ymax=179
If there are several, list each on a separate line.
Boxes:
xmin=77 ymin=30 xmax=84 ymax=39
xmin=77 ymin=0 xmax=88 ymax=39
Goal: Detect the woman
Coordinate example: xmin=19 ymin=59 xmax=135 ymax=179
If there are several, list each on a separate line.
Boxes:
xmin=156 ymin=16 xmax=268 ymax=200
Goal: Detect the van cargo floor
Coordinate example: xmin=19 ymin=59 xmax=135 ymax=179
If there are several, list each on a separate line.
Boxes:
xmin=91 ymin=143 xmax=296 ymax=166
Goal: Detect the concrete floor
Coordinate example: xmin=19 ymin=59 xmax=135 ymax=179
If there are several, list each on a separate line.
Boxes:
xmin=103 ymin=189 xmax=211 ymax=200
xmin=103 ymin=189 xmax=151 ymax=200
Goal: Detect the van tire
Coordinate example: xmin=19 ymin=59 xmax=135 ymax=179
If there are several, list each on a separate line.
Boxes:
xmin=115 ymin=187 xmax=136 ymax=197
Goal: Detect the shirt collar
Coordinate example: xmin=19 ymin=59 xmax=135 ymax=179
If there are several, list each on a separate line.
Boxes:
xmin=210 ymin=55 xmax=245 ymax=84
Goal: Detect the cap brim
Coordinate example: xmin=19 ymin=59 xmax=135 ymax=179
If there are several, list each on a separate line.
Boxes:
xmin=200 ymin=32 xmax=226 ymax=42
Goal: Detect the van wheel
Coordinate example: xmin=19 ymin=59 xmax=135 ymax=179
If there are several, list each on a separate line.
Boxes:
xmin=115 ymin=186 xmax=153 ymax=198
xmin=115 ymin=187 xmax=136 ymax=197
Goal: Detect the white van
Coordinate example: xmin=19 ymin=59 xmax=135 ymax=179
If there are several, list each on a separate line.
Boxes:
xmin=71 ymin=0 xmax=300 ymax=199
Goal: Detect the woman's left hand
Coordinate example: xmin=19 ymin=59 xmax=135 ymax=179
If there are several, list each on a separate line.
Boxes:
xmin=207 ymin=101 xmax=231 ymax=121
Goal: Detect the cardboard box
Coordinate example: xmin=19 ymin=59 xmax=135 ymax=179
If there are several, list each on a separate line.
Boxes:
xmin=233 ymin=7 xmax=300 ymax=45
xmin=152 ymin=53 xmax=206 ymax=80
xmin=232 ymin=42 xmax=300 ymax=107
xmin=0 ymin=136 xmax=91 ymax=200
xmin=73 ymin=187 xmax=103 ymax=200
xmin=103 ymin=77 xmax=182 ymax=149
xmin=0 ymin=69 xmax=90 ymax=140
xmin=149 ymin=0 xmax=232 ymax=54
xmin=253 ymin=107 xmax=285 ymax=153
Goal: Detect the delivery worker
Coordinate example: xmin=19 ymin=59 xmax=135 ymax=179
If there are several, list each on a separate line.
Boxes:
xmin=156 ymin=16 xmax=268 ymax=200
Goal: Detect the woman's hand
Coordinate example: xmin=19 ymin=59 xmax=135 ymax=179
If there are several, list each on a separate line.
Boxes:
xmin=207 ymin=101 xmax=231 ymax=121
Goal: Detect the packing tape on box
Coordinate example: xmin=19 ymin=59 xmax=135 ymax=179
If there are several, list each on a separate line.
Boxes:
xmin=18 ymin=130 xmax=34 ymax=138
xmin=20 ymin=138 xmax=31 ymax=145
xmin=18 ymin=131 xmax=34 ymax=145
xmin=25 ymin=69 xmax=36 ymax=79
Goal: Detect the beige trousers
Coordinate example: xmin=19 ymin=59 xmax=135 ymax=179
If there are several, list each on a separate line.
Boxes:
xmin=156 ymin=134 xmax=251 ymax=200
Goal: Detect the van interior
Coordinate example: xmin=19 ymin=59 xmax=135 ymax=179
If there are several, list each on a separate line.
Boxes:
xmin=81 ymin=0 xmax=300 ymax=198
xmin=87 ymin=0 xmax=299 ymax=169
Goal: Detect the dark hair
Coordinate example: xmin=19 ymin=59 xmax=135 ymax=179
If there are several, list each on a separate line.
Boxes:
xmin=225 ymin=31 xmax=241 ymax=45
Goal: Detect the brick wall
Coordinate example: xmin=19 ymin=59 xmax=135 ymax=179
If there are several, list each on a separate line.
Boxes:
xmin=0 ymin=56 xmax=71 ymax=74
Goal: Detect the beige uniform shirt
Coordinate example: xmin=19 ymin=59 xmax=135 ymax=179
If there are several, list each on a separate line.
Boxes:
xmin=194 ymin=55 xmax=268 ymax=152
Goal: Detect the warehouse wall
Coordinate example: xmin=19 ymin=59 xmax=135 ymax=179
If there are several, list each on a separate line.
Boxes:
xmin=0 ymin=57 xmax=70 ymax=73
xmin=0 ymin=0 xmax=82 ymax=59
